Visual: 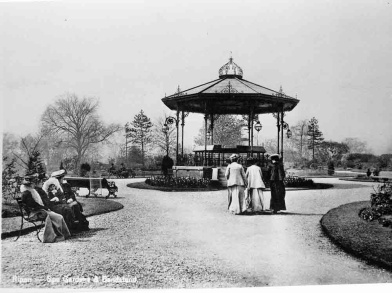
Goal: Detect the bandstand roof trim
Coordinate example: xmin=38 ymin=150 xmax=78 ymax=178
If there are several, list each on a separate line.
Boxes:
xmin=162 ymin=57 xmax=300 ymax=115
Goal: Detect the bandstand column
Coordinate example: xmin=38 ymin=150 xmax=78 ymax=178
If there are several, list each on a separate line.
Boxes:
xmin=176 ymin=109 xmax=179 ymax=164
xmin=248 ymin=111 xmax=251 ymax=147
xmin=280 ymin=105 xmax=284 ymax=160
xmin=181 ymin=110 xmax=185 ymax=157
xmin=210 ymin=113 xmax=214 ymax=145
xmin=250 ymin=108 xmax=254 ymax=156
xmin=276 ymin=110 xmax=280 ymax=154
xmin=204 ymin=113 xmax=208 ymax=166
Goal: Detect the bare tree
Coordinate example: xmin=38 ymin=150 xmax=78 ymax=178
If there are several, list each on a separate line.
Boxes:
xmin=291 ymin=119 xmax=308 ymax=158
xmin=41 ymin=93 xmax=121 ymax=172
xmin=11 ymin=133 xmax=44 ymax=170
xmin=194 ymin=115 xmax=243 ymax=147
xmin=153 ymin=115 xmax=176 ymax=157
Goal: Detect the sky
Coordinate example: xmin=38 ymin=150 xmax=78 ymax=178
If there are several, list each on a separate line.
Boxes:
xmin=1 ymin=0 xmax=392 ymax=155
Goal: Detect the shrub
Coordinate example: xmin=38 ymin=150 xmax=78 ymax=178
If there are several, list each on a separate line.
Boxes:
xmin=80 ymin=162 xmax=91 ymax=177
xmin=327 ymin=161 xmax=335 ymax=175
xmin=359 ymin=183 xmax=392 ymax=227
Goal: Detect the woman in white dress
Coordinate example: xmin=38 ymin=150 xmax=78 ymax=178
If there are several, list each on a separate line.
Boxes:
xmin=225 ymin=154 xmax=247 ymax=215
xmin=245 ymin=158 xmax=266 ymax=212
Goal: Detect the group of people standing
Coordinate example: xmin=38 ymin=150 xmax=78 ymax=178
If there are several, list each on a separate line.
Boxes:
xmin=20 ymin=169 xmax=89 ymax=243
xmin=225 ymin=153 xmax=286 ymax=215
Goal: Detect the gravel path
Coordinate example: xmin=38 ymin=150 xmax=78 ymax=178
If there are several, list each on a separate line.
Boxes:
xmin=2 ymin=178 xmax=392 ymax=289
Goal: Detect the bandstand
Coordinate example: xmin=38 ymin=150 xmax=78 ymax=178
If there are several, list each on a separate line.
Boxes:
xmin=161 ymin=56 xmax=299 ymax=185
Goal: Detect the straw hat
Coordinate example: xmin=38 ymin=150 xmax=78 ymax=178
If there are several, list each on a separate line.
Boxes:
xmin=229 ymin=154 xmax=239 ymax=160
xmin=51 ymin=169 xmax=67 ymax=178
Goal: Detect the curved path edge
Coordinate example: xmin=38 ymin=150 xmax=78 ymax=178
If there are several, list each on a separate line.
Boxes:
xmin=320 ymin=201 xmax=392 ymax=272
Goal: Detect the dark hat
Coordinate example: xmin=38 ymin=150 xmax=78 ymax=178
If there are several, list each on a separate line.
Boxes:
xmin=22 ymin=173 xmax=38 ymax=185
xmin=270 ymin=154 xmax=281 ymax=160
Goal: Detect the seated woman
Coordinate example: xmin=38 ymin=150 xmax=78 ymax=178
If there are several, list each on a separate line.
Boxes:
xmin=35 ymin=176 xmax=77 ymax=231
xmin=20 ymin=174 xmax=71 ymax=243
xmin=43 ymin=170 xmax=89 ymax=231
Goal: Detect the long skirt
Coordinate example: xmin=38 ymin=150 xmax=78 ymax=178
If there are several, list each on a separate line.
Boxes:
xmin=228 ymin=185 xmax=247 ymax=215
xmin=248 ymin=188 xmax=265 ymax=212
xmin=270 ymin=181 xmax=286 ymax=211
xmin=31 ymin=210 xmax=71 ymax=243
xmin=51 ymin=204 xmax=75 ymax=230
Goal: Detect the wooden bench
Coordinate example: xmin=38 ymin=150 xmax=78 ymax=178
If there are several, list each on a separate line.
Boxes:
xmin=15 ymin=198 xmax=46 ymax=242
xmin=65 ymin=177 xmax=118 ymax=198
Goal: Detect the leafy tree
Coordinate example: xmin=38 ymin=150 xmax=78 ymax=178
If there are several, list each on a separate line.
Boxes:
xmin=342 ymin=137 xmax=371 ymax=154
xmin=307 ymin=117 xmax=324 ymax=161
xmin=378 ymin=154 xmax=392 ymax=169
xmin=41 ymin=93 xmax=121 ymax=173
xmin=317 ymin=141 xmax=349 ymax=164
xmin=126 ymin=110 xmax=153 ymax=168
xmin=2 ymin=156 xmax=18 ymax=179
xmin=194 ymin=115 xmax=244 ymax=147
xmin=25 ymin=150 xmax=46 ymax=175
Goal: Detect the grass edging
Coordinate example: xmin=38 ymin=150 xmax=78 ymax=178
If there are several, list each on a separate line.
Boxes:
xmin=126 ymin=181 xmax=226 ymax=192
xmin=320 ymin=201 xmax=392 ymax=271
xmin=127 ymin=181 xmax=333 ymax=192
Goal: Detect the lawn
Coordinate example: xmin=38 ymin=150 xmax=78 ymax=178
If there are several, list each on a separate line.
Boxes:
xmin=321 ymin=201 xmax=392 ymax=271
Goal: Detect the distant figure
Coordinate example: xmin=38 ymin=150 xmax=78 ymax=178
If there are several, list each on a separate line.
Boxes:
xmin=162 ymin=155 xmax=174 ymax=177
xmin=373 ymin=167 xmax=380 ymax=177
xmin=268 ymin=154 xmax=286 ymax=214
xmin=108 ymin=163 xmax=116 ymax=176
xmin=366 ymin=168 xmax=371 ymax=178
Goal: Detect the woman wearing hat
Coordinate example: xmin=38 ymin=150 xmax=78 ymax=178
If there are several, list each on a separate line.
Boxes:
xmin=245 ymin=157 xmax=266 ymax=212
xmin=35 ymin=174 xmax=77 ymax=231
xmin=225 ymin=154 xmax=248 ymax=215
xmin=268 ymin=154 xmax=286 ymax=214
xmin=20 ymin=174 xmax=71 ymax=243
xmin=43 ymin=169 xmax=89 ymax=231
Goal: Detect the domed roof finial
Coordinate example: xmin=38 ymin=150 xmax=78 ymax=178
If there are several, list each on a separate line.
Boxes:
xmin=218 ymin=54 xmax=243 ymax=79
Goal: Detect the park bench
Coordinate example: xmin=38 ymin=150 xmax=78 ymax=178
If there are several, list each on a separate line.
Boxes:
xmin=371 ymin=176 xmax=392 ymax=183
xmin=14 ymin=198 xmax=46 ymax=242
xmin=64 ymin=177 xmax=118 ymax=198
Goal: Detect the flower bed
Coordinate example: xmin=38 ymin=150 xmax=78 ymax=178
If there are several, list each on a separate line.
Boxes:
xmin=145 ymin=176 xmax=211 ymax=189
xmin=283 ymin=175 xmax=315 ymax=188
xmin=359 ymin=183 xmax=392 ymax=227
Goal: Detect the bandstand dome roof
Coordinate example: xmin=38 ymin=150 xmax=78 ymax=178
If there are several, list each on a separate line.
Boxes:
xmin=162 ymin=57 xmax=299 ymax=115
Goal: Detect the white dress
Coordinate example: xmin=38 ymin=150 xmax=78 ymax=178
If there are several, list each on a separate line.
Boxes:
xmin=245 ymin=165 xmax=266 ymax=212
